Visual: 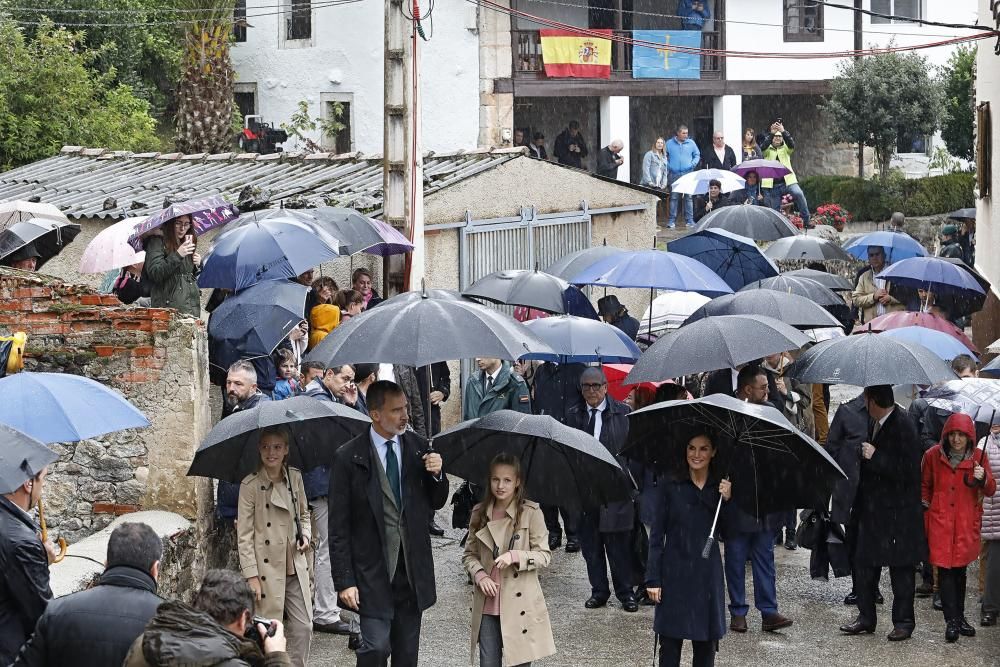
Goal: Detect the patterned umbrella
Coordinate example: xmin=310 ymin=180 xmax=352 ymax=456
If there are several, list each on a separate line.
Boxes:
xmin=128 ymin=195 xmax=239 ymax=248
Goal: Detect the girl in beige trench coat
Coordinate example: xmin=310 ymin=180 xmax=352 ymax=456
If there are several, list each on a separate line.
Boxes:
xmin=463 ymin=453 xmax=556 ymax=667
xmin=238 ymin=426 xmax=313 ymax=667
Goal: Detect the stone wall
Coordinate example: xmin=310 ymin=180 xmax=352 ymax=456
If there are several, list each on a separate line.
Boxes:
xmin=0 ymin=268 xmax=212 ymax=543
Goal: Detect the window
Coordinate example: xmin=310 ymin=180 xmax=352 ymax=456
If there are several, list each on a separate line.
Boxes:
xmin=321 ymin=94 xmax=353 ymax=153
xmin=871 ymin=0 xmax=922 ymax=24
xmin=233 ymin=0 xmax=247 ymax=42
xmin=286 ymin=0 xmax=311 ymax=41
xmin=234 ymin=85 xmax=257 ymax=123
xmin=784 ymin=0 xmax=823 ymax=42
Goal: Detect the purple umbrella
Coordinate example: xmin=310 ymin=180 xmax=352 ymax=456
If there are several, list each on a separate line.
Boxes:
xmin=128 ymin=195 xmax=239 ymax=248
xmin=732 ymin=159 xmax=791 ymax=180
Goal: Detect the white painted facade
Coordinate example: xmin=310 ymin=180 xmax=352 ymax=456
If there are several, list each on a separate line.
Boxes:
xmin=975 ymin=0 xmax=999 ymax=298
xmin=232 ymin=0 xmax=481 ymax=154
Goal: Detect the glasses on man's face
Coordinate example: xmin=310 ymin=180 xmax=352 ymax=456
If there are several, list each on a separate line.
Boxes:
xmin=581 ymin=383 xmax=607 ymax=391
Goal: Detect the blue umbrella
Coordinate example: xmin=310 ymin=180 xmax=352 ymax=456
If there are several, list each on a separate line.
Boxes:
xmin=842 ymin=231 xmax=928 ymax=262
xmin=520 ymin=315 xmax=641 ymax=363
xmin=198 ymin=217 xmax=345 ymax=290
xmin=570 ymin=249 xmax=733 ymax=296
xmin=980 ymin=356 xmax=1000 ymax=378
xmin=208 ymin=281 xmax=308 ymax=364
xmin=668 ymin=228 xmax=779 ymax=291
xmin=876 ymin=256 xmax=986 ymax=296
xmin=882 ymin=326 xmax=977 ymax=362
xmin=0 ymin=372 xmax=149 ymax=443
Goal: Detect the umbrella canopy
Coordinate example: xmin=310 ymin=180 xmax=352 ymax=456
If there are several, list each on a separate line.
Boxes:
xmin=670 ymin=168 xmax=746 ymax=195
xmin=881 ymin=326 xmax=977 ymax=361
xmin=788 ymin=331 xmax=956 ymax=386
xmin=544 ymin=245 xmax=626 ymax=282
xmin=683 ymin=290 xmax=841 ymax=330
xmin=876 ymin=256 xmax=985 ymax=296
xmin=570 ymin=249 xmax=733 ymax=296
xmin=979 ymin=356 xmax=1000 ymax=379
xmin=694 ymin=206 xmax=800 ymax=241
xmin=626 ymin=315 xmax=810 ymax=383
xmin=856 ymin=311 xmax=977 ymax=354
xmin=668 ymin=228 xmax=779 ymax=291
xmin=198 ymin=217 xmax=345 ymax=291
xmin=0 ymin=201 xmax=69 ymax=230
xmin=842 ymin=231 xmax=927 ymax=262
xmin=782 ymin=268 xmax=853 ymax=292
xmin=305 ymin=287 xmax=554 ymax=367
xmin=0 ymin=424 xmax=58 ymax=495
xmin=434 ymin=410 xmax=632 ymax=512
xmin=253 ymin=207 xmax=414 ymax=256
xmin=520 ymin=315 xmax=641 ymax=363
xmin=739 ymin=274 xmax=851 ymax=323
xmin=731 ymin=159 xmax=791 ymax=180
xmin=128 ymin=195 xmax=239 ymax=247
xmin=921 ymin=379 xmax=1000 ymax=428
xmin=188 ymin=396 xmax=370 ymax=483
xmin=639 ymin=290 xmax=712 ymax=336
xmin=208 ymin=280 xmax=308 ymax=363
xmin=763 ymin=235 xmax=853 ymax=262
xmin=602 ymin=363 xmax=668 ymax=402
xmin=0 ymin=372 xmax=149 ymax=443
xmin=79 ymin=217 xmax=147 ymax=274
xmin=948 ymin=208 xmax=976 ymax=221
xmin=625 ymin=394 xmax=845 ymax=517
xmin=463 ymin=269 xmax=597 ymax=316
xmin=0 ymin=219 xmax=82 ymax=269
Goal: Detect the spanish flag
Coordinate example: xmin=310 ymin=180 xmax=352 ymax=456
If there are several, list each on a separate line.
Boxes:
xmin=540 ymin=29 xmax=612 ymax=79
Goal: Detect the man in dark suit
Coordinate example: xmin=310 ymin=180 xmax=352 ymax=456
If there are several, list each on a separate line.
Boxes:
xmin=567 ymin=367 xmax=638 ymax=612
xmin=329 ymin=381 xmax=450 ymax=667
xmin=840 ymin=385 xmax=924 ymax=642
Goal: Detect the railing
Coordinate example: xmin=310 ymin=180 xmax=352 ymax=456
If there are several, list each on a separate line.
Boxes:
xmin=512 ymin=29 xmax=724 ymax=79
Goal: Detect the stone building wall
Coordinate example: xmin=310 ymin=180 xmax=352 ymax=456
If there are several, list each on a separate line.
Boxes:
xmin=0 ymin=267 xmax=212 ymax=543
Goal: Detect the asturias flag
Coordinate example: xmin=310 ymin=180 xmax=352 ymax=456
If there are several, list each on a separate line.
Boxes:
xmin=632 ymin=30 xmax=702 ymax=79
xmin=540 ymin=29 xmax=612 ymax=79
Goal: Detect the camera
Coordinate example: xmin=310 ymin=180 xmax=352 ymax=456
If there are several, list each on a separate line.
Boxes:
xmin=244 ymin=616 xmax=277 ymax=647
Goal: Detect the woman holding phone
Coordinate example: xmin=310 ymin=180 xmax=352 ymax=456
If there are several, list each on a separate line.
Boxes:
xmin=142 ymin=214 xmax=202 ymax=317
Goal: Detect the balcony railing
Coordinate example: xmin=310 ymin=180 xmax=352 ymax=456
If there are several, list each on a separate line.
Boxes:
xmin=513 ymin=29 xmax=724 ymax=80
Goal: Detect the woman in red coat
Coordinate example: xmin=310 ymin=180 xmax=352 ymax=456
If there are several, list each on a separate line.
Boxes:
xmin=922 ymin=413 xmax=997 ymax=642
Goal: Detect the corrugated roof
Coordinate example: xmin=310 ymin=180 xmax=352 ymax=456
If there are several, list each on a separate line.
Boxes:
xmin=0 ymin=146 xmax=528 ymax=220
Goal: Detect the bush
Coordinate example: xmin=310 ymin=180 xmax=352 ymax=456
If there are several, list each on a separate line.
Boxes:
xmin=798 ymin=173 xmax=974 ymax=221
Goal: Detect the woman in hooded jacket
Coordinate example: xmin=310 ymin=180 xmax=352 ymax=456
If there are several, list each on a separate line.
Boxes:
xmin=922 ymin=413 xmax=996 ymax=642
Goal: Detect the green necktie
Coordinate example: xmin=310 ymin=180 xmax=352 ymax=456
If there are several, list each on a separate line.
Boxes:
xmin=385 ymin=441 xmax=402 ymax=507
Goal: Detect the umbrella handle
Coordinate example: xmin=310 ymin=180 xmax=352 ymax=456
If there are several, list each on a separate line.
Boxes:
xmin=701 ymin=493 xmax=724 ymax=560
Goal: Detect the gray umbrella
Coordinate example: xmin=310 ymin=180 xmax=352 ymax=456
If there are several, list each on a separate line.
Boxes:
xmin=544 ymin=245 xmax=626 ymax=282
xmin=788 ymin=331 xmax=957 ymax=387
xmin=783 ymin=268 xmax=854 ymax=292
xmin=740 ymin=274 xmax=852 ymax=323
xmin=434 ymin=410 xmax=631 ymax=512
xmin=764 ymin=235 xmax=853 ymax=262
xmin=305 ymin=286 xmax=554 ymax=367
xmin=625 ymin=315 xmax=810 ymax=383
xmin=0 ymin=423 xmax=58 ymax=494
xmin=683 ymin=290 xmax=841 ymax=329
xmin=694 ymin=206 xmax=800 ymax=241
xmin=462 ymin=269 xmax=597 ymax=317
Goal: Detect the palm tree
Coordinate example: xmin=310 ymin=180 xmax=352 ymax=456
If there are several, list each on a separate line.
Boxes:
xmin=174 ymin=0 xmax=236 ymax=153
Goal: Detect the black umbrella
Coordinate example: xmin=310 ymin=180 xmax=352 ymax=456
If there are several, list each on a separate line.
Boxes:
xmin=544 ymin=245 xmax=626 ymax=282
xmin=763 ymin=235 xmax=853 ymax=262
xmin=187 ymin=396 xmax=371 ymax=483
xmin=739 ymin=274 xmax=851 ymax=323
xmin=782 ymin=268 xmax=854 ymax=292
xmin=462 ymin=269 xmax=598 ymax=317
xmin=694 ymin=206 xmax=800 ymax=241
xmin=683 ymin=290 xmax=841 ymax=330
xmin=0 ymin=423 xmax=58 ymax=494
xmin=948 ymin=208 xmax=976 ymax=221
xmin=788 ymin=331 xmax=957 ymax=386
xmin=625 ymin=315 xmax=810 ymax=383
xmin=305 ymin=286 xmax=554 ymax=367
xmin=0 ymin=220 xmax=82 ymax=269
xmin=208 ymin=280 xmax=308 ymax=362
xmin=933 ymin=257 xmax=991 ymax=318
xmin=434 ymin=410 xmax=631 ymax=513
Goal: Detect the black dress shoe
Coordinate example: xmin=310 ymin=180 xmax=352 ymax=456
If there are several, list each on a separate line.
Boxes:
xmin=915 ymin=581 xmax=933 ymax=597
xmin=784 ymin=536 xmax=798 ymax=551
xmin=887 ymin=627 xmax=912 ymax=642
xmin=843 ymin=592 xmax=859 ymax=606
xmin=584 ymin=596 xmax=608 ymax=609
xmin=348 ymin=633 xmax=362 ymax=651
xmin=945 ymin=621 xmax=960 ymax=643
xmin=548 ymin=534 xmax=562 ymax=550
xmin=565 ymin=539 xmax=581 ymax=553
xmin=958 ymin=617 xmax=976 ymax=637
xmin=730 ymin=615 xmax=748 ymax=632
xmin=839 ymin=620 xmax=876 ymax=635
xmin=982 ymin=611 xmax=998 ymax=627
xmin=621 ymin=596 xmax=639 ymax=612
xmin=314 ymin=620 xmax=353 ymax=635
xmin=933 ymin=592 xmax=944 ymax=611
xmin=429 ymin=520 xmax=445 ymax=537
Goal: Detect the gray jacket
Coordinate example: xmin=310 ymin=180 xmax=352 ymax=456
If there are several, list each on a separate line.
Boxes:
xmin=981 ymin=434 xmax=1000 ymax=540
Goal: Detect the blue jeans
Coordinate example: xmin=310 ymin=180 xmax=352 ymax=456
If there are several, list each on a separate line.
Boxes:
xmin=668 ymin=171 xmax=695 ymax=227
xmin=764 ymin=182 xmax=811 ymax=226
xmin=723 ymin=530 xmax=779 ymax=617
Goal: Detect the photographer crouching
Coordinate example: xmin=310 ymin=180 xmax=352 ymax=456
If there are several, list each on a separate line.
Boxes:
xmin=123 ymin=569 xmax=290 ymax=667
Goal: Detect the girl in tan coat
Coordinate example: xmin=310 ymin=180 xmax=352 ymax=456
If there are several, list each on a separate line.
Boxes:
xmin=463 ymin=453 xmax=556 ymax=667
xmin=238 ymin=426 xmax=313 ymax=667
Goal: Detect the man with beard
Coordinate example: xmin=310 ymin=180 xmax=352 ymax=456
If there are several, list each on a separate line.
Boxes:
xmin=217 ymin=362 xmax=272 ymax=522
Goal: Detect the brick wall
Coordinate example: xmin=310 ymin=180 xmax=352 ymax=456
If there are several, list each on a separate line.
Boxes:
xmin=0 ymin=267 xmax=212 ymax=543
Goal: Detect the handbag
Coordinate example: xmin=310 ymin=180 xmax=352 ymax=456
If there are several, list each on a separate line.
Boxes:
xmin=796 ymin=509 xmax=828 ymax=551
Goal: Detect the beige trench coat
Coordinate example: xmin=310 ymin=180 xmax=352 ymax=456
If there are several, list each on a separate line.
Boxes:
xmin=462 ymin=500 xmax=555 ymax=666
xmin=852 ymin=267 xmax=904 ymax=324
xmin=238 ymin=467 xmax=313 ymax=621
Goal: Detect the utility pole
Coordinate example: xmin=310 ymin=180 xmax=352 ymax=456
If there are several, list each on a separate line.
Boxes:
xmin=383 ymin=0 xmax=424 ymax=294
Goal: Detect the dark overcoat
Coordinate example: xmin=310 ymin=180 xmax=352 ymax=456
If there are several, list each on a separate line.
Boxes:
xmin=825 ymin=394 xmax=868 ymax=524
xmin=645 ymin=477 xmax=726 ymax=642
xmin=567 ymin=397 xmax=634 ymax=532
xmin=0 ymin=496 xmax=51 ymax=665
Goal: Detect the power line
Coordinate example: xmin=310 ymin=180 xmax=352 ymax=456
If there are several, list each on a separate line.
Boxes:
xmin=816 ymin=0 xmax=989 ymax=32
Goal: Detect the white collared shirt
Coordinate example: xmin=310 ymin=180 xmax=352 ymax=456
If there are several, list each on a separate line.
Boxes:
xmin=369 ymin=426 xmax=402 ymax=477
xmin=485 ymin=367 xmax=501 ymax=388
xmin=378 ymin=363 xmax=395 ymax=383
xmin=587 ymin=398 xmax=607 ymax=441
xmin=874 ymin=274 xmax=888 ymax=317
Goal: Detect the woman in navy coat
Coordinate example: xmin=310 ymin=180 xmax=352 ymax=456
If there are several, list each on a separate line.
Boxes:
xmin=646 ymin=433 xmax=731 ymax=667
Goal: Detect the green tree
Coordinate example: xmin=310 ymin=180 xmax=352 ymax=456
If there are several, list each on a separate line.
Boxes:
xmin=279 ymin=100 xmax=346 ymax=153
xmin=0 ymin=18 xmax=161 ymax=169
xmin=822 ymin=51 xmax=942 ymax=180
xmin=939 ymin=45 xmax=976 ymax=162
